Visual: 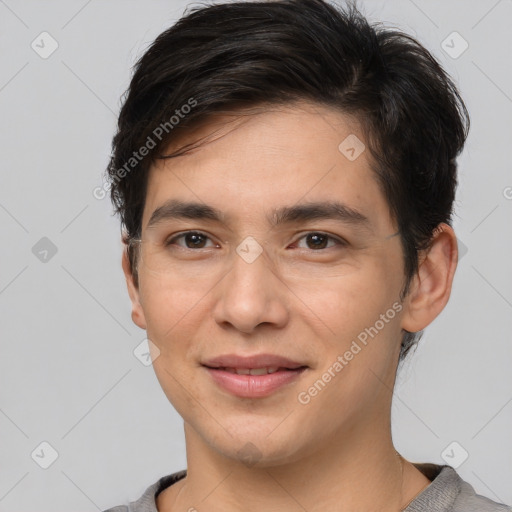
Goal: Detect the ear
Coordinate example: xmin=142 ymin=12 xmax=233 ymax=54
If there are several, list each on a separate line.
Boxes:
xmin=401 ymin=223 xmax=458 ymax=333
xmin=122 ymin=245 xmax=147 ymax=330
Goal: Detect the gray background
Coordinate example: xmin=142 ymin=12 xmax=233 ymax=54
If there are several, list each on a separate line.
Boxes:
xmin=1 ymin=0 xmax=511 ymax=510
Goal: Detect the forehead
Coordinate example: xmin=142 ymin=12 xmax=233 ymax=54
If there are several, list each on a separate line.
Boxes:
xmin=142 ymin=102 xmax=394 ymax=234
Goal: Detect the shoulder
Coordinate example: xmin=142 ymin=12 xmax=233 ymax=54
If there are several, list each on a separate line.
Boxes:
xmin=454 ymin=478 xmax=511 ymax=512
xmin=102 ymin=470 xmax=187 ymax=512
xmin=408 ymin=463 xmax=511 ymax=512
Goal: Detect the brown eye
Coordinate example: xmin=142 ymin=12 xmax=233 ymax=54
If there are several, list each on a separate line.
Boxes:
xmin=294 ymin=232 xmax=345 ymax=250
xmin=306 ymin=233 xmax=328 ymax=249
xmin=166 ymin=231 xmax=216 ymax=249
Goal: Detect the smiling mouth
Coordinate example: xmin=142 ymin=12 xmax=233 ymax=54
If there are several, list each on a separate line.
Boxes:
xmin=207 ymin=366 xmax=307 ymax=375
xmin=202 ymin=365 xmax=308 ymax=398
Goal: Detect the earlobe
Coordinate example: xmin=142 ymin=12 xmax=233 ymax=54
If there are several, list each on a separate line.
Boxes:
xmin=121 ymin=247 xmax=147 ymax=330
xmin=401 ymin=223 xmax=458 ymax=333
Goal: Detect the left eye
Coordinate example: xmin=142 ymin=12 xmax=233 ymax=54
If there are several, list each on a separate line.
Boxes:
xmin=166 ymin=231 xmax=217 ymax=249
xmin=293 ymin=232 xmax=344 ymax=250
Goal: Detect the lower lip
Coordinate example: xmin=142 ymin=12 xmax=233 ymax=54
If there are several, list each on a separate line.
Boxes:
xmin=204 ymin=367 xmax=307 ymax=398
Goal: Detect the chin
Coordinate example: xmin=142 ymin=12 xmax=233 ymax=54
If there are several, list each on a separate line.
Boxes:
xmin=201 ymin=420 xmax=310 ymax=468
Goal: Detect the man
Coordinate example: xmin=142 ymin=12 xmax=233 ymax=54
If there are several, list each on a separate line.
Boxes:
xmin=103 ymin=0 xmax=510 ymax=511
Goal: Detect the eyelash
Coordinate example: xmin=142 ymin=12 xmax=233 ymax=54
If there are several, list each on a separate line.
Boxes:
xmin=164 ymin=231 xmax=347 ymax=251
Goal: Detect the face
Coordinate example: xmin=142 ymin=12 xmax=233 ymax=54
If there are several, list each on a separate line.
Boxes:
xmin=126 ymin=102 xmax=412 ymax=466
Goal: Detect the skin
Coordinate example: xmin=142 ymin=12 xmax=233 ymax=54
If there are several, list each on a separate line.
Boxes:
xmin=122 ymin=102 xmax=458 ymax=512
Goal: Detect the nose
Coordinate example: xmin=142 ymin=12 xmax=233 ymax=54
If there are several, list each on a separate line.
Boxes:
xmin=211 ymin=240 xmax=289 ymax=334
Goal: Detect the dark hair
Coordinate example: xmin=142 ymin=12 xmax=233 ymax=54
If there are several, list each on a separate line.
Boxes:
xmin=106 ymin=0 xmax=469 ymax=362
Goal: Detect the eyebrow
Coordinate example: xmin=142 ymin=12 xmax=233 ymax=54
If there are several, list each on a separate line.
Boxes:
xmin=146 ymin=199 xmax=371 ymax=230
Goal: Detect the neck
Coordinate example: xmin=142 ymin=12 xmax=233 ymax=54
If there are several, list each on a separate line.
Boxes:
xmin=162 ymin=419 xmax=417 ymax=512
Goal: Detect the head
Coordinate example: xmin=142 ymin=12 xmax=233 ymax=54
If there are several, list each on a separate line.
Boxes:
xmin=107 ymin=0 xmax=468 ymax=466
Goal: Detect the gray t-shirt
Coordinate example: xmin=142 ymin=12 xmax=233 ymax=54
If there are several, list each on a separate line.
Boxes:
xmin=103 ymin=463 xmax=511 ymax=512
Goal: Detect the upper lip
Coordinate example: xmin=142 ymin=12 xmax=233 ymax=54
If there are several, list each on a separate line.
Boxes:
xmin=202 ymin=353 xmax=307 ymax=370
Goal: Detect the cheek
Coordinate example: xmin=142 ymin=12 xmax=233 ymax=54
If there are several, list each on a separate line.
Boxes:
xmin=305 ymin=261 xmax=400 ymax=332
xmin=298 ymin=276 xmax=403 ymax=421
xmin=139 ymin=276 xmax=208 ymax=418
xmin=301 ymin=259 xmax=405 ymax=406
xmin=139 ymin=274 xmax=206 ymax=352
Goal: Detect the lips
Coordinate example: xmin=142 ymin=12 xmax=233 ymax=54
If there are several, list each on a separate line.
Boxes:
xmin=220 ymin=366 xmax=287 ymax=375
xmin=202 ymin=353 xmax=308 ymax=398
xmin=202 ymin=353 xmax=306 ymax=370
